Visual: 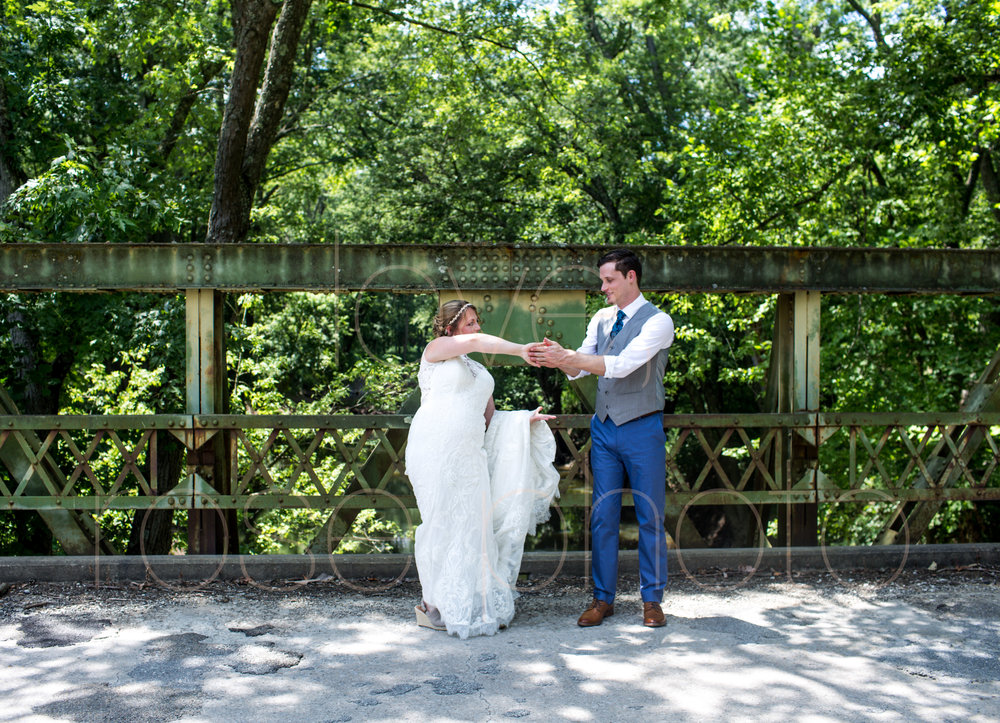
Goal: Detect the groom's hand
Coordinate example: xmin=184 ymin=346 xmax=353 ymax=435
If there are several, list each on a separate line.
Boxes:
xmin=525 ymin=341 xmax=546 ymax=366
xmin=531 ymin=338 xmax=602 ymax=377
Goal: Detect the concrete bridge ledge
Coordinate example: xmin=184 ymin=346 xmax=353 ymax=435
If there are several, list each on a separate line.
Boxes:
xmin=1 ymin=543 xmax=997 ymax=584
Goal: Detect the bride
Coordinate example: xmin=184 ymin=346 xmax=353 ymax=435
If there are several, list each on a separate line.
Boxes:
xmin=405 ymin=299 xmax=560 ymax=638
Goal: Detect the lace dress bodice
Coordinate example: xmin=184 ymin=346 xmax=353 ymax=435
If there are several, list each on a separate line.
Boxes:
xmin=415 ymin=355 xmax=494 ymax=418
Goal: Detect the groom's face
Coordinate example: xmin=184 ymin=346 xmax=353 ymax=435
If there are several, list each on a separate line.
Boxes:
xmin=599 ymin=262 xmax=633 ymax=308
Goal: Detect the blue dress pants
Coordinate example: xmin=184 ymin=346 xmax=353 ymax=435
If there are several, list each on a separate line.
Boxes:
xmin=589 ymin=412 xmax=668 ymax=604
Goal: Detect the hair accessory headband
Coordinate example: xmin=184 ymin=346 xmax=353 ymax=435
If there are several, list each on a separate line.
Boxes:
xmin=446 ymin=302 xmax=473 ymax=329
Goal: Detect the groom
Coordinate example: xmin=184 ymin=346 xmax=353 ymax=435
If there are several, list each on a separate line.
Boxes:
xmin=528 ymin=249 xmax=674 ymax=627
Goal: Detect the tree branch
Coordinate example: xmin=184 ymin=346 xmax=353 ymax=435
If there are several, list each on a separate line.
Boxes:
xmin=961 ymin=154 xmax=981 ymax=217
xmin=340 ymin=0 xmax=580 ymax=121
xmin=845 ymin=0 xmax=886 ymax=48
xmin=867 ymin=156 xmax=888 ymax=188
xmin=644 ymin=34 xmax=673 ymax=120
xmin=725 ymin=165 xmax=851 ymax=243
xmin=580 ymin=0 xmax=631 ymax=60
xmin=578 ymin=174 xmax=624 ymax=241
xmin=158 ymin=60 xmax=224 ymax=161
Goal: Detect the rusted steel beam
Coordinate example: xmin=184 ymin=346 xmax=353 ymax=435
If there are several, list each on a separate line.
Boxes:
xmin=185 ymin=290 xmax=233 ymax=554
xmin=2 ymin=244 xmax=1000 ymax=294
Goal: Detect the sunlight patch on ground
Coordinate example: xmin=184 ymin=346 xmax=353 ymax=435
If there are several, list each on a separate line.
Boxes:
xmin=578 ymin=681 xmax=608 ymax=695
xmin=561 ymin=653 xmax=643 ymax=682
xmin=316 ymin=622 xmax=416 ymax=655
xmin=558 ymin=705 xmax=595 ymax=721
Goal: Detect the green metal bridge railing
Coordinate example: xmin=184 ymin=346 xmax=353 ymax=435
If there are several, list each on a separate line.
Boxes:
xmin=4 ymin=243 xmax=1000 ymax=554
xmin=3 ymin=412 xmax=997 ymax=553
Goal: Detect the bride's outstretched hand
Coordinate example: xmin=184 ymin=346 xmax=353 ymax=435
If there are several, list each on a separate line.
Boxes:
xmin=529 ymin=406 xmax=556 ymax=423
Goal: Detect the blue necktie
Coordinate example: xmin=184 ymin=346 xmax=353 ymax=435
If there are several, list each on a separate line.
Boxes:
xmin=610 ymin=309 xmax=626 ymax=339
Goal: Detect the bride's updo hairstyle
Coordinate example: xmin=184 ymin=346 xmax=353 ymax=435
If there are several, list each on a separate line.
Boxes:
xmin=433 ymin=299 xmax=478 ymax=337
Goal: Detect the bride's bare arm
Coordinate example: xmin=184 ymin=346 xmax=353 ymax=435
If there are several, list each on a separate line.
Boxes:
xmin=424 ymin=333 xmax=535 ymax=364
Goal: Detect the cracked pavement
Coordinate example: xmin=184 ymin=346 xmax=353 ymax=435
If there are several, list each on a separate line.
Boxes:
xmin=2 ymin=566 xmax=999 ymax=722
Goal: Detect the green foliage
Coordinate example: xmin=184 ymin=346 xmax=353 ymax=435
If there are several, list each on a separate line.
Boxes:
xmin=823 ymin=295 xmax=1000 ymax=412
xmin=0 ymin=293 xmax=186 ymax=414
xmin=0 ymin=292 xmax=186 ymax=554
xmin=820 ymin=500 xmax=896 ymax=547
xmin=0 ymin=512 xmax=57 ymax=555
xmin=230 ymin=291 xmax=428 ymax=414
xmin=331 ymin=508 xmax=407 ymax=554
xmin=241 ymin=506 xmax=331 ymax=555
xmin=657 ymin=292 xmax=773 ymax=414
xmin=926 ymin=501 xmax=1000 ymax=544
xmin=1 ymin=0 xmax=228 ymax=242
xmin=227 ymin=291 xmax=426 ymax=553
xmin=490 ymin=365 xmax=550 ymax=412
xmin=231 ymin=292 xmax=350 ymax=412
xmin=1 ymin=142 xmax=191 ymax=243
xmin=4 ymin=0 xmax=998 ymax=247
xmin=816 ymin=295 xmax=1000 ymax=543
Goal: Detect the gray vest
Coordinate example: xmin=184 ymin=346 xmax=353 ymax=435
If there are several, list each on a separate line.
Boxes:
xmin=594 ymin=301 xmax=670 ymax=425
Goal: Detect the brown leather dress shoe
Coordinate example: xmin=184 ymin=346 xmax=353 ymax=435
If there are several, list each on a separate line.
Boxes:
xmin=643 ymin=601 xmax=665 ymax=627
xmin=577 ymin=599 xmax=614 ymax=627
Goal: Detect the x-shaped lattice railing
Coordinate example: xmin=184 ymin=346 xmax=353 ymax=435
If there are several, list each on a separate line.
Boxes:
xmin=0 ymin=425 xmax=156 ymax=500
xmin=2 ymin=413 xmax=999 ymax=512
xmin=838 ymin=418 xmax=1000 ymax=494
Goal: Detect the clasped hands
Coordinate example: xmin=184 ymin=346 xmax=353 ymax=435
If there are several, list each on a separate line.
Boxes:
xmin=521 ymin=338 xmax=569 ymax=369
xmin=521 ymin=339 xmax=568 ymax=424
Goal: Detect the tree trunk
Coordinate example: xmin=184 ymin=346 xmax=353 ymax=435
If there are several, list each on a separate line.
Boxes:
xmin=0 ymin=54 xmax=26 ymax=204
xmin=126 ymin=433 xmax=186 ymax=555
xmin=243 ymin=0 xmax=312 ymax=195
xmin=979 ymin=149 xmax=1000 ymax=225
xmin=206 ymin=0 xmax=312 ymax=244
xmin=206 ymin=0 xmax=278 ymax=244
xmin=6 ymin=308 xmax=65 ymax=415
xmin=579 ymin=174 xmax=625 ymax=243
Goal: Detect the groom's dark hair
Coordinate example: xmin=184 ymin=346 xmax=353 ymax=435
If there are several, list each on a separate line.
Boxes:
xmin=598 ymin=249 xmax=642 ymax=285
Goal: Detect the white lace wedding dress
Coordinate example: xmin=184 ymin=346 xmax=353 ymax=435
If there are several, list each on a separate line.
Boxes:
xmin=405 ymin=354 xmax=560 ymax=638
